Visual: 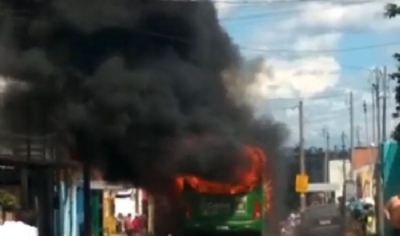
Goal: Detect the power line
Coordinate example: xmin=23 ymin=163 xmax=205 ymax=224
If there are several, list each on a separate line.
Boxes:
xmin=240 ymin=41 xmax=400 ymax=53
xmin=0 ymin=10 xmax=378 ymax=71
xmin=4 ymin=8 xmax=398 ymax=55
xmin=222 ymin=9 xmax=303 ymax=21
xmin=266 ymin=93 xmax=347 ymax=103
xmin=1 ymin=0 xmax=385 ymax=20
xmin=264 ymin=94 xmax=349 ymax=112
xmin=341 ymin=65 xmax=372 ymax=71
xmin=123 ymin=28 xmax=400 ymax=54
xmin=129 ymin=28 xmax=400 ymax=54
xmin=160 ymin=0 xmax=379 ymax=4
xmin=221 ymin=0 xmax=378 ymax=21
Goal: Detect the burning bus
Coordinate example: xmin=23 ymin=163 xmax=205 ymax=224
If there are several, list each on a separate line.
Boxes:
xmin=178 ymin=146 xmax=272 ymax=236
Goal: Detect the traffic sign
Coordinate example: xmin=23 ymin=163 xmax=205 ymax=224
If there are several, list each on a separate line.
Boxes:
xmin=295 ymin=174 xmax=309 ymax=193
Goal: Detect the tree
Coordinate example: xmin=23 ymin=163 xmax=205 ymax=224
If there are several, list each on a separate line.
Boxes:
xmin=385 ymin=4 xmax=400 ymax=140
xmin=385 ymin=3 xmax=400 ymax=18
xmin=0 ymin=189 xmax=18 ymax=210
xmin=391 ymin=53 xmax=400 ymax=140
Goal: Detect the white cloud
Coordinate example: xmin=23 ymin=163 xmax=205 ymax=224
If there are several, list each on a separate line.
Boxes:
xmin=293 ymin=32 xmax=341 ymax=51
xmin=249 ymin=56 xmax=340 ymax=99
xmin=232 ymin=0 xmax=400 ymax=146
xmin=214 ymin=2 xmax=234 ymax=18
xmin=278 ymin=0 xmax=400 ymax=32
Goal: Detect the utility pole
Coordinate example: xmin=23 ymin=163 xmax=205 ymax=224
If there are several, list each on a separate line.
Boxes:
xmin=341 ymin=132 xmax=347 ymax=179
xmin=374 ymin=68 xmax=381 ymax=146
xmin=373 ymin=67 xmax=385 ymax=236
xmin=371 ymin=86 xmax=376 ymax=145
xmin=382 ymin=66 xmax=388 ymax=141
xmin=349 ymin=92 xmax=354 ymax=180
xmin=356 ymin=126 xmax=361 ymax=147
xmin=322 ymin=127 xmax=330 ymax=183
xmin=299 ymin=100 xmax=306 ymax=211
xmin=363 ymin=101 xmax=370 ymax=147
xmin=340 ymin=131 xmax=349 ymax=234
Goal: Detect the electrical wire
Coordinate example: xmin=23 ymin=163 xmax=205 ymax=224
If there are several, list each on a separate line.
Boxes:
xmin=0 ymin=7 xmax=392 ymax=71
xmin=266 ymin=93 xmax=348 ymax=103
xmin=220 ymin=0 xmax=380 ymax=21
xmin=261 ymin=94 xmax=349 ymax=112
xmin=221 ymin=9 xmax=303 ymax=21
xmin=2 ymin=10 xmax=393 ymax=55
xmin=241 ymin=41 xmax=400 ymax=53
xmin=128 ymin=26 xmax=400 ymax=54
xmin=0 ymin=0 xmax=387 ymax=21
xmin=159 ymin=0 xmax=382 ymax=4
xmin=124 ymin=27 xmax=400 ymax=54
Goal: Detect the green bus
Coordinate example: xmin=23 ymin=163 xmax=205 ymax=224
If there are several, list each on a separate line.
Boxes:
xmin=181 ymin=145 xmax=273 ymax=236
xmin=181 ymin=147 xmax=271 ymax=236
xmin=183 ymin=183 xmax=269 ymax=236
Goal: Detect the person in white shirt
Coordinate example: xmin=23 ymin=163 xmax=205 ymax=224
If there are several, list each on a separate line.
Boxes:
xmin=0 ymin=209 xmax=38 ymax=236
xmin=0 ymin=220 xmax=38 ymax=236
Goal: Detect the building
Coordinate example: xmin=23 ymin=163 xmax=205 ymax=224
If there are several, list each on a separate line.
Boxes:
xmin=289 ymin=147 xmax=349 ymax=183
xmin=352 ymin=146 xmax=377 ymax=170
xmin=328 ymin=159 xmax=352 ymax=200
xmin=351 ymin=146 xmax=377 ymax=200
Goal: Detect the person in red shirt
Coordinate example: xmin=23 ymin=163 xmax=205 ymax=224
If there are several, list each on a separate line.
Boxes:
xmin=131 ymin=215 xmax=143 ymax=236
xmin=124 ymin=214 xmax=133 ymax=236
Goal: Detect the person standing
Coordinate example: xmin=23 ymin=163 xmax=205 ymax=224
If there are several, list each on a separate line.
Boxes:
xmin=0 ymin=209 xmax=38 ymax=236
xmin=116 ymin=213 xmax=124 ymax=233
xmin=124 ymin=213 xmax=133 ymax=236
xmin=131 ymin=214 xmax=143 ymax=236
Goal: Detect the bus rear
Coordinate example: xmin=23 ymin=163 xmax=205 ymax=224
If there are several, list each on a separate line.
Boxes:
xmin=181 ymin=146 xmax=269 ymax=236
xmin=184 ymin=183 xmax=264 ymax=235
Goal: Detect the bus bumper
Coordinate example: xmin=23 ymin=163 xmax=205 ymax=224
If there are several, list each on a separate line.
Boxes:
xmin=185 ymin=219 xmax=262 ymax=235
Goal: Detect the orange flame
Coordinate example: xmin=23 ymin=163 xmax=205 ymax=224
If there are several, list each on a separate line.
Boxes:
xmin=176 ymin=146 xmax=268 ymax=195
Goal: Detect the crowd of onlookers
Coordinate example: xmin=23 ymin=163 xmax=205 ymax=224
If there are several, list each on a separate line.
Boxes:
xmin=116 ymin=212 xmax=146 ymax=236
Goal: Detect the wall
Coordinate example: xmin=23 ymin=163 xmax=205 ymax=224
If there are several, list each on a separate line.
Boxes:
xmin=103 ymin=191 xmax=114 ymax=233
xmin=352 ymin=146 xmax=377 ymax=170
xmin=328 ymin=159 xmax=351 ymax=200
xmin=354 ymin=165 xmax=374 ymax=199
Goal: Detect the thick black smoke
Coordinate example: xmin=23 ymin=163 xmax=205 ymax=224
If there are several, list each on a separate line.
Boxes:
xmin=0 ymin=0 xmax=287 ymax=189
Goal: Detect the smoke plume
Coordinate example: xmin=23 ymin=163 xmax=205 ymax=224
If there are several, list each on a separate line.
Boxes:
xmin=0 ymin=0 xmax=287 ymax=189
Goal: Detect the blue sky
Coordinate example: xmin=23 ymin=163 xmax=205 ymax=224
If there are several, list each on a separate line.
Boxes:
xmin=214 ymin=0 xmax=400 ymax=147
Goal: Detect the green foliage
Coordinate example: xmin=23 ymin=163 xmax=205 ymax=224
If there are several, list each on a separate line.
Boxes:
xmin=0 ymin=189 xmax=18 ymax=209
xmin=385 ymin=3 xmax=400 ymax=18
xmin=390 ymin=53 xmax=400 ymax=140
xmin=385 ymin=4 xmax=400 ymax=140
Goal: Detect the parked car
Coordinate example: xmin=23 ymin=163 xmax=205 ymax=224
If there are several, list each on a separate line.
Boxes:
xmin=296 ymin=204 xmax=345 ymax=236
